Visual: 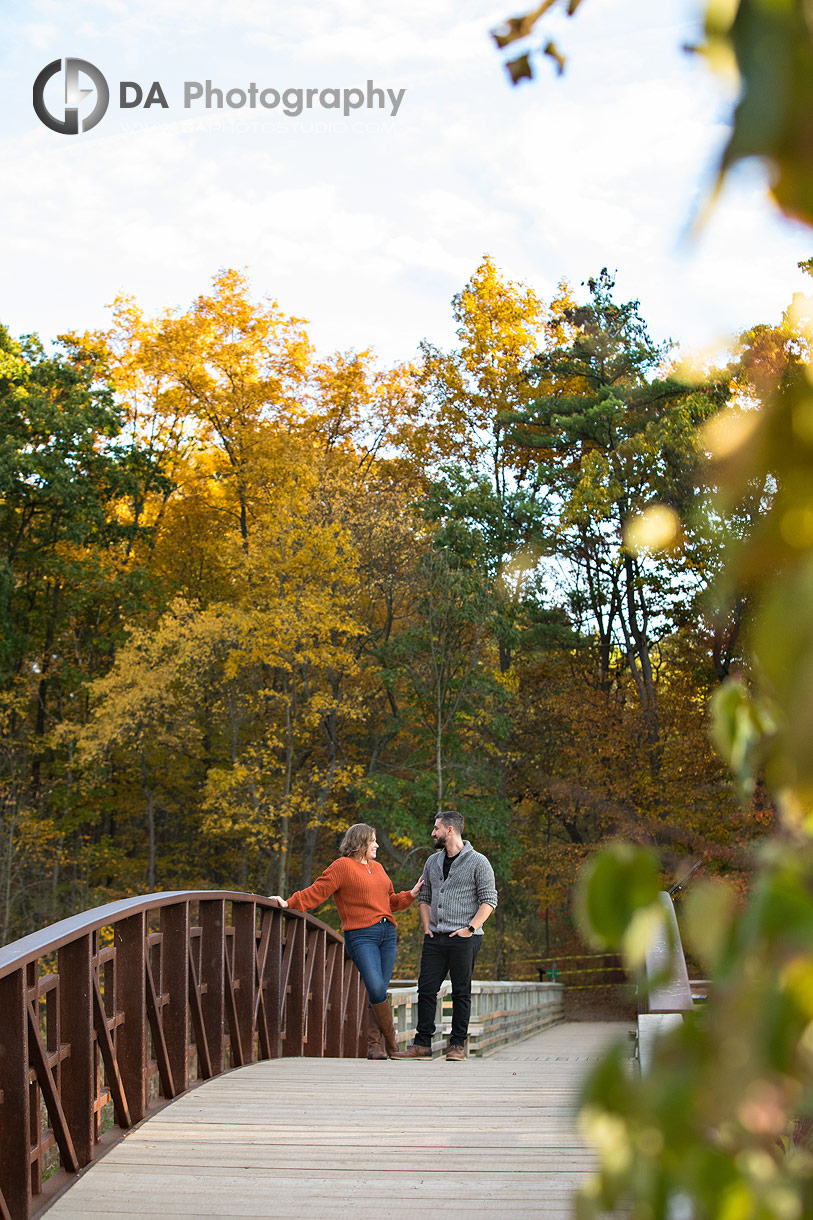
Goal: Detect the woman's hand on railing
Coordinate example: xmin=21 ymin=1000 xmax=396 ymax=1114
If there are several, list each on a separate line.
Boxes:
xmin=268 ymin=895 xmax=288 ymax=907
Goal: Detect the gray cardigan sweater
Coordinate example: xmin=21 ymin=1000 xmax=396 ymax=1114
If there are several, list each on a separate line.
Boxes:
xmin=419 ymin=841 xmax=498 ymax=934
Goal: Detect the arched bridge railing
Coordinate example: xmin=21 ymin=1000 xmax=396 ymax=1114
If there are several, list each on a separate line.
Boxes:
xmin=0 ymin=891 xmax=366 ymax=1220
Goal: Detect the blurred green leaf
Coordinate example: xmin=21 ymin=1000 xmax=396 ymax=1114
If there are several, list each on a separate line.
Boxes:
xmin=752 ymin=557 xmax=813 ymax=798
xmin=716 ymin=0 xmax=813 ymax=228
xmin=709 ymin=679 xmax=774 ymax=797
xmin=684 ymin=878 xmax=738 ymax=973
xmin=575 ymin=841 xmax=661 ymax=949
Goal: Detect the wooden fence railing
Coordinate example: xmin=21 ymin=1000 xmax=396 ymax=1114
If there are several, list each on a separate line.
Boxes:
xmin=0 ymin=891 xmax=366 ymax=1220
xmin=388 ymin=979 xmax=565 ymax=1056
xmin=535 ymin=954 xmax=627 ymax=989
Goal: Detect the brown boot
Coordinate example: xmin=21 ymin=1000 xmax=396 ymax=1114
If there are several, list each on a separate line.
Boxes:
xmin=366 ymin=1009 xmax=387 ymax=1060
xmin=370 ymin=999 xmax=400 ymax=1057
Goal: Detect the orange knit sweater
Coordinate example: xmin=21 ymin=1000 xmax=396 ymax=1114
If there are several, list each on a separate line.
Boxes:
xmin=286 ymin=857 xmax=414 ymax=929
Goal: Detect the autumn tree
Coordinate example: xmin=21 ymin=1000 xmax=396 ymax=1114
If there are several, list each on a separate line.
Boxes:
xmin=108 ymin=269 xmax=313 ymax=552
xmin=69 ymin=273 xmax=433 ymax=899
xmin=508 ymin=268 xmax=728 ymax=754
xmin=416 ymin=255 xmax=544 ymax=482
xmin=73 ymin=600 xmax=217 ymax=892
xmin=0 ymin=326 xmax=167 ymax=938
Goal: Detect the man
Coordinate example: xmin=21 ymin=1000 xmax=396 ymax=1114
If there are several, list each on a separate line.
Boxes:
xmin=393 ymin=810 xmax=497 ymax=1062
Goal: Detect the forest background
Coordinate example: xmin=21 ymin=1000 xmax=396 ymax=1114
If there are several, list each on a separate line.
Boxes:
xmin=1 ymin=245 xmax=798 ymax=976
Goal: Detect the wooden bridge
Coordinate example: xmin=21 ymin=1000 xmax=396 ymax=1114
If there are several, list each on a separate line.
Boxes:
xmin=0 ymin=891 xmax=633 ymax=1220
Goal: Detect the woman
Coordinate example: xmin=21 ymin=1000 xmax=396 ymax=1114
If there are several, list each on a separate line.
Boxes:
xmin=270 ymin=823 xmax=422 ymax=1059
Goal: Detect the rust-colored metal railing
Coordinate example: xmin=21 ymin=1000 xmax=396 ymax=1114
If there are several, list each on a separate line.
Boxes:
xmin=0 ymin=891 xmax=366 ymax=1220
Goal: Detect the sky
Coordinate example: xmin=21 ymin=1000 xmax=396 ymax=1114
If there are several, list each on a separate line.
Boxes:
xmin=1 ymin=0 xmax=811 ymax=367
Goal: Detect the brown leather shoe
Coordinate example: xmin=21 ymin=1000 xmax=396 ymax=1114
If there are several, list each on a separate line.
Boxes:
xmin=390 ymin=1042 xmax=432 ymax=1059
xmin=446 ymin=1044 xmax=466 ymax=1061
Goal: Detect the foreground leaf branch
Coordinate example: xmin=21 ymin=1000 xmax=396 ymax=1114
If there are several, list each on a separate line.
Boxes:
xmin=495 ymin=1 xmax=813 ymax=229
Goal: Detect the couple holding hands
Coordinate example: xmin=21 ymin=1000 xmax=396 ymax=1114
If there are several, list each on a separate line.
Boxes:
xmin=271 ymin=809 xmax=498 ymax=1061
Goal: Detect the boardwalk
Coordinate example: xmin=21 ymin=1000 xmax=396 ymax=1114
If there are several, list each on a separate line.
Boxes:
xmin=46 ymin=1022 xmax=632 ymax=1220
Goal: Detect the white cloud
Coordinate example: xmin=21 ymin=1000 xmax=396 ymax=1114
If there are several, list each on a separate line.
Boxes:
xmin=1 ymin=0 xmax=810 ymax=367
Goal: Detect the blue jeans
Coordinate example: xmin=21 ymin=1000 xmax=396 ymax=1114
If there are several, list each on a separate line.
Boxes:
xmin=343 ymin=919 xmax=398 ymax=1005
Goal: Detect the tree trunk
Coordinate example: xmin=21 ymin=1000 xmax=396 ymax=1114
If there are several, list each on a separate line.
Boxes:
xmin=140 ymin=747 xmax=156 ymax=891
xmin=435 ymin=689 xmax=444 ymax=811
xmin=276 ymin=692 xmax=294 ymax=895
xmin=300 ymin=702 xmax=339 ymax=886
xmin=493 ymin=898 xmax=506 ymax=980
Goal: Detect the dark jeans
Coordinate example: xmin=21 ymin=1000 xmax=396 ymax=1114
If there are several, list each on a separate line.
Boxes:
xmin=414 ymin=932 xmax=482 ymax=1047
xmin=343 ymin=919 xmax=397 ymax=1005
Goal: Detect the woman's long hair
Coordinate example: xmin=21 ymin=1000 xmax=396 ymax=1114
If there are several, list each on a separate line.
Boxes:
xmin=339 ymin=823 xmax=376 ymax=859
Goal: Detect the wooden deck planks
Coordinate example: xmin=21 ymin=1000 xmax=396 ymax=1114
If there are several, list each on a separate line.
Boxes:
xmin=45 ymin=1021 xmax=632 ymax=1220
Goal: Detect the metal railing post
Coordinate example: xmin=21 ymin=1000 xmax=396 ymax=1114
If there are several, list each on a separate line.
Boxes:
xmin=199 ymin=899 xmax=226 ymax=1075
xmin=116 ymin=913 xmax=147 ymax=1124
xmin=282 ymin=917 xmax=306 ymax=1057
xmin=57 ymin=935 xmax=94 ymax=1167
xmin=232 ymin=900 xmax=257 ymax=1063
xmin=304 ymin=928 xmax=327 ymax=1057
xmin=160 ymin=903 xmax=190 ymax=1094
xmin=0 ymin=967 xmax=30 ymax=1220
